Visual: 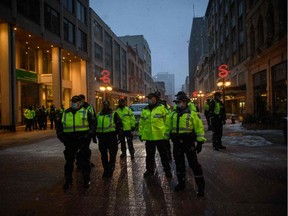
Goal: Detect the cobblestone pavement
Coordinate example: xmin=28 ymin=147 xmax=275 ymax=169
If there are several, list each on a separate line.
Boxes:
xmin=0 ymin=118 xmax=286 ymax=216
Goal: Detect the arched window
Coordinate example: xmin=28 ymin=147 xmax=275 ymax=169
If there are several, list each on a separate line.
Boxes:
xmin=250 ymin=25 xmax=255 ymax=55
xmin=266 ymin=3 xmax=275 ymax=45
xmin=257 ymin=16 xmax=264 ymax=48
xmin=278 ymin=0 xmax=287 ymax=37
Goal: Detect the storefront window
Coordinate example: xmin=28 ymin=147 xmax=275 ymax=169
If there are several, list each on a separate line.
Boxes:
xmin=272 ymin=61 xmax=287 ymax=117
xmin=42 ymin=50 xmax=52 ymax=74
xmin=253 ymin=70 xmax=267 ymax=120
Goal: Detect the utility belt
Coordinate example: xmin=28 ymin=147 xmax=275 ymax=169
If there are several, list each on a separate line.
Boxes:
xmin=170 ymin=132 xmax=196 ymax=143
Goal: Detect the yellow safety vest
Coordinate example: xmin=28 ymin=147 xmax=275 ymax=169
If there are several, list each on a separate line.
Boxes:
xmin=139 ymin=104 xmax=167 ymax=141
xmin=116 ymin=106 xmax=135 ymax=131
xmin=96 ymin=112 xmax=116 ymax=133
xmin=62 ymin=107 xmax=89 ymax=132
xmin=166 ymin=110 xmax=206 ymax=142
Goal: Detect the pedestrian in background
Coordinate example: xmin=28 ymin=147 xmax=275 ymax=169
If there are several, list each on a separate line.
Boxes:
xmin=166 ymin=94 xmax=206 ymax=196
xmin=24 ymin=106 xmax=35 ymax=131
xmin=96 ymin=100 xmax=123 ymax=178
xmin=139 ymin=92 xmax=172 ymax=178
xmin=204 ymin=99 xmax=212 ymax=131
xmin=49 ymin=104 xmax=57 ymax=129
xmin=116 ymin=98 xmax=136 ymax=159
xmin=56 ymin=96 xmax=95 ymax=189
xmin=209 ymin=92 xmax=227 ymax=151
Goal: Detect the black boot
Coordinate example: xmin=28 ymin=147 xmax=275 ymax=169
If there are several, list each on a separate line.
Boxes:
xmin=195 ymin=176 xmax=205 ymax=197
xmin=63 ymin=178 xmax=72 ymax=190
xmin=175 ymin=174 xmax=186 ymax=191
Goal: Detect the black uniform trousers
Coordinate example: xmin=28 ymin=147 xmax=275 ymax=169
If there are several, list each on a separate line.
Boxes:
xmin=145 ymin=140 xmax=171 ymax=173
xmin=98 ymin=132 xmax=118 ymax=172
xmin=173 ymin=137 xmax=205 ymax=191
xmin=119 ymin=130 xmax=134 ymax=155
xmin=211 ymin=116 xmax=223 ymax=148
xmin=63 ymin=135 xmax=91 ymax=183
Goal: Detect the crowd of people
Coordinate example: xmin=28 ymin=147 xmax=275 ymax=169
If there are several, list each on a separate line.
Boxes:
xmin=23 ymin=104 xmax=64 ymax=131
xmin=52 ymin=91 xmax=227 ymax=197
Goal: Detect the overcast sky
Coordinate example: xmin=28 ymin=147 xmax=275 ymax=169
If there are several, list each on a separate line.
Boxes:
xmin=90 ymin=0 xmax=209 ymax=92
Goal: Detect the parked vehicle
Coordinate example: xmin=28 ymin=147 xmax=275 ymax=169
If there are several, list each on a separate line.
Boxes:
xmin=129 ymin=103 xmax=148 ymax=131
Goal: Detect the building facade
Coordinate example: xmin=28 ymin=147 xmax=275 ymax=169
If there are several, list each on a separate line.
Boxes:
xmin=119 ymin=35 xmax=154 ymax=96
xmin=195 ymin=0 xmax=287 ymax=121
xmin=0 ymin=0 xmax=89 ymax=130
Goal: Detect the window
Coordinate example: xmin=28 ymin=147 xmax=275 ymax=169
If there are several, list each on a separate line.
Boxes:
xmin=272 ymin=62 xmax=287 ymax=117
xmin=78 ymin=29 xmax=87 ymax=51
xmin=63 ymin=0 xmax=74 ymax=13
xmin=94 ymin=43 xmax=103 ymax=62
xmin=266 ymin=3 xmax=274 ymax=45
xmin=17 ymin=0 xmax=40 ymax=24
xmin=249 ymin=26 xmax=255 ymax=55
xmin=63 ymin=19 xmax=75 ymax=44
xmin=257 ymin=16 xmax=264 ymax=48
xmin=104 ymin=32 xmax=113 ymax=73
xmin=94 ymin=20 xmax=103 ymax=42
xmin=44 ymin=3 xmax=60 ymax=36
xmin=77 ymin=1 xmax=86 ymax=24
xmin=42 ymin=50 xmax=52 ymax=74
xmin=253 ymin=70 xmax=267 ymax=119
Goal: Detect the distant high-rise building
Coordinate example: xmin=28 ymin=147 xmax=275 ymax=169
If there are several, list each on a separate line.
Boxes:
xmin=188 ymin=17 xmax=208 ymax=95
xmin=153 ymin=72 xmax=175 ymax=102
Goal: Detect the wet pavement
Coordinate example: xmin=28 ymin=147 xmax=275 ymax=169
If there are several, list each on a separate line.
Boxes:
xmin=0 ymin=117 xmax=286 ymax=216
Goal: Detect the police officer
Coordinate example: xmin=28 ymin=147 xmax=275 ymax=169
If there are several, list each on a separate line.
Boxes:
xmin=166 ymin=94 xmax=206 ymax=196
xmin=78 ymin=94 xmax=96 ymax=118
xmin=116 ymin=98 xmax=136 ymax=159
xmin=204 ymin=99 xmax=212 ymax=131
xmin=76 ymin=94 xmax=97 ymax=167
xmin=209 ymin=92 xmax=227 ymax=151
xmin=96 ymin=101 xmax=123 ymax=178
xmin=24 ymin=106 xmax=35 ymax=131
xmin=139 ymin=92 xmax=172 ymax=178
xmin=56 ymin=95 xmax=95 ymax=189
xmin=174 ymin=91 xmax=198 ymax=113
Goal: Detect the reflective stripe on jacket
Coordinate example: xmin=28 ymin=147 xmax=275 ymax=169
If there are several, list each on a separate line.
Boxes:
xmin=116 ymin=106 xmax=135 ymax=131
xmin=96 ymin=112 xmax=116 ymax=133
xmin=166 ymin=109 xmax=206 ymax=142
xmin=139 ymin=104 xmax=167 ymax=141
xmin=62 ymin=107 xmax=89 ymax=132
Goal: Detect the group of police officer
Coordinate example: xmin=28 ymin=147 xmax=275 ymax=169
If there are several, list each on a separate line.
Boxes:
xmin=56 ymin=90 xmax=226 ymax=197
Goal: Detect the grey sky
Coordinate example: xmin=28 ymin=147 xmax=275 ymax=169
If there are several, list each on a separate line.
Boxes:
xmin=90 ymin=0 xmax=209 ymax=92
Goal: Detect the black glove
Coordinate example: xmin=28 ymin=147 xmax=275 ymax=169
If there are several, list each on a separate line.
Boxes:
xmin=196 ymin=142 xmax=204 ymax=154
xmin=139 ymin=135 xmax=143 ymax=142
xmin=222 ymin=120 xmax=226 ymax=125
xmin=92 ymin=136 xmax=97 ymax=144
xmin=131 ymin=127 xmax=135 ymax=132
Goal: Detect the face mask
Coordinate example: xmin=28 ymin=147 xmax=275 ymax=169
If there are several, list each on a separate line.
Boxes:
xmin=148 ymin=99 xmax=153 ymax=105
xmin=176 ymin=102 xmax=183 ymax=108
xmin=71 ymin=103 xmax=78 ymax=110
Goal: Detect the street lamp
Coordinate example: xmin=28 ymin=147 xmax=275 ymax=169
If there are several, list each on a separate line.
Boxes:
xmin=99 ymin=86 xmax=112 ymax=101
xmin=197 ymin=90 xmax=204 ymax=112
xmin=217 ymin=79 xmax=231 ymax=105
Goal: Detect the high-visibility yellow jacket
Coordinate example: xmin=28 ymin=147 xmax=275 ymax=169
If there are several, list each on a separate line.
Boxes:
xmin=24 ymin=109 xmax=35 ymax=120
xmin=165 ymin=107 xmax=206 ymax=143
xmin=116 ymin=106 xmax=135 ymax=131
xmin=62 ymin=107 xmax=90 ymax=132
xmin=139 ymin=104 xmax=167 ymax=141
xmin=96 ymin=112 xmax=116 ymax=133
